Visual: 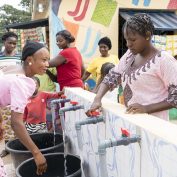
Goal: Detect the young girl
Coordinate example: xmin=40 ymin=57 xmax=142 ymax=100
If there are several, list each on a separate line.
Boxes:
xmin=23 ymin=76 xmax=63 ymax=134
xmin=92 ymin=62 xmax=118 ymax=102
xmin=0 ymin=41 xmax=49 ymax=175
xmin=87 ymin=13 xmax=177 ymax=121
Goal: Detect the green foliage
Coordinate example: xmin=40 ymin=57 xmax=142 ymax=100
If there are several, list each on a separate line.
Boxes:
xmin=0 ymin=1 xmax=31 ymax=31
xmin=0 ymin=0 xmax=31 ymax=45
xmin=19 ymin=0 xmax=31 ymax=10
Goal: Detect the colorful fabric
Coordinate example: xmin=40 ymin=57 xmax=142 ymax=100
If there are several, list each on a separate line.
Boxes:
xmin=0 ymin=74 xmax=35 ymax=113
xmin=103 ymin=50 xmax=177 ymax=120
xmin=56 ymin=47 xmax=83 ymax=90
xmin=0 ymin=106 xmax=15 ymax=141
xmin=0 ymin=51 xmax=21 ymax=58
xmin=23 ymin=92 xmax=60 ymax=124
xmin=36 ymin=68 xmax=57 ymax=92
xmin=0 ymin=55 xmax=22 ymax=143
xmin=24 ymin=122 xmax=47 ymax=134
xmin=86 ymin=54 xmax=119 ymax=82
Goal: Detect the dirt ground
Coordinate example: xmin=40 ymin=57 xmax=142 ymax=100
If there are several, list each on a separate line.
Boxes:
xmin=0 ymin=140 xmax=15 ymax=177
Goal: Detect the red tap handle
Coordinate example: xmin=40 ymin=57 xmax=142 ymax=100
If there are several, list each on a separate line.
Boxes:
xmin=90 ymin=111 xmax=100 ymax=117
xmin=70 ymin=101 xmax=78 ymax=105
xmin=60 ymin=95 xmax=66 ymax=99
xmin=121 ymin=128 xmax=130 ymax=137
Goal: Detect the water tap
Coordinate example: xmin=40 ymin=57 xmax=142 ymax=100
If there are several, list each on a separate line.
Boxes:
xmin=75 ymin=111 xmax=104 ymax=131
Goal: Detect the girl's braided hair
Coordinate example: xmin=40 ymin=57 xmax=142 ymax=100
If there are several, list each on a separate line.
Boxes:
xmin=123 ymin=13 xmax=154 ymax=37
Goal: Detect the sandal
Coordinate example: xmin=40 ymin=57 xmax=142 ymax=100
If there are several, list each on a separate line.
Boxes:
xmin=0 ymin=149 xmax=9 ymax=158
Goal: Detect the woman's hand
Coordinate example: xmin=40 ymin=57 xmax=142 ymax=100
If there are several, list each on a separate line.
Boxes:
xmin=33 ymin=151 xmax=47 ymax=175
xmin=11 ymin=111 xmax=47 ymax=175
xmin=126 ymin=103 xmax=149 ymax=114
xmin=58 ymin=90 xmax=64 ymax=96
xmin=86 ymin=99 xmax=102 ymax=116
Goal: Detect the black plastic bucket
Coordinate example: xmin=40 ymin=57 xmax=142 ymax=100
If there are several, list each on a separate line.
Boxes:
xmin=6 ymin=133 xmax=64 ymax=168
xmin=16 ymin=153 xmax=81 ymax=177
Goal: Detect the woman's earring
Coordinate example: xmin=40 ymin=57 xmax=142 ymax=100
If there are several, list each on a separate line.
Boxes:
xmin=29 ymin=62 xmax=32 ymax=66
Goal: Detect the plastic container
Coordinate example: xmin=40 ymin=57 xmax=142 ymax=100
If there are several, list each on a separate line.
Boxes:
xmin=6 ymin=133 xmax=64 ymax=168
xmin=16 ymin=153 xmax=81 ymax=177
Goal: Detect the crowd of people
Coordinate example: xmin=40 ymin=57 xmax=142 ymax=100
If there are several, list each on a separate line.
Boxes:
xmin=1 ymin=13 xmax=177 ymax=176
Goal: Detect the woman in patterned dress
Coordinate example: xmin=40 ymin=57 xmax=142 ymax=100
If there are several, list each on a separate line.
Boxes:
xmin=87 ymin=13 xmax=177 ymax=121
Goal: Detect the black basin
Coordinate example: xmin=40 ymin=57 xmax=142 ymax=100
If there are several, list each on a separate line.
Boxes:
xmin=6 ymin=133 xmax=64 ymax=168
xmin=16 ymin=153 xmax=81 ymax=177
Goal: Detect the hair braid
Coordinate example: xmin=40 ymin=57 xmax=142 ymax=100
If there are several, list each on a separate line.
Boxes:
xmin=124 ymin=13 xmax=154 ymax=37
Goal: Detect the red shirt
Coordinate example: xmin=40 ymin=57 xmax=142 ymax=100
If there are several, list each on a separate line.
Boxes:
xmin=23 ymin=92 xmax=60 ymax=124
xmin=56 ymin=47 xmax=83 ymax=90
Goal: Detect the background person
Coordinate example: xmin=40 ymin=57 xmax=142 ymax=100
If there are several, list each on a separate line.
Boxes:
xmin=0 ymin=31 xmax=21 ymax=158
xmin=0 ymin=31 xmax=20 ymax=57
xmin=92 ymin=62 xmax=118 ymax=103
xmin=48 ymin=30 xmax=85 ymax=91
xmin=82 ymin=37 xmax=119 ymax=84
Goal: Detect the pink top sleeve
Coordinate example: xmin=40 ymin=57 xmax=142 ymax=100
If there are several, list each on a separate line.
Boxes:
xmin=103 ymin=50 xmax=131 ymax=90
xmin=10 ymin=75 xmax=36 ymax=113
xmin=158 ymin=51 xmax=177 ymax=107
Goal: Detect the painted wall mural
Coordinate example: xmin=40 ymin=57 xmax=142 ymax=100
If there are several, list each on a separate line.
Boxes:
xmin=91 ymin=0 xmax=118 ymax=27
xmin=118 ymin=0 xmax=174 ymax=8
xmin=51 ymin=0 xmax=118 ymax=65
xmin=132 ymin=0 xmax=151 ymax=6
xmin=80 ymin=28 xmax=101 ymax=58
xmin=167 ymin=0 xmax=177 ymax=9
xmin=51 ymin=0 xmax=176 ymax=64
xmin=67 ymin=0 xmax=90 ymax=21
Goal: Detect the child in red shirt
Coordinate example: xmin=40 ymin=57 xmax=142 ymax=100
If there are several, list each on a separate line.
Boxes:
xmin=23 ymin=77 xmax=63 ymax=134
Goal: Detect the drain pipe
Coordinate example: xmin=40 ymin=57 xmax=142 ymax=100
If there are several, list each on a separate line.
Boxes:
xmin=75 ymin=111 xmax=104 ymax=151
xmin=98 ymin=129 xmax=141 ymax=177
xmin=59 ymin=101 xmax=84 ymax=132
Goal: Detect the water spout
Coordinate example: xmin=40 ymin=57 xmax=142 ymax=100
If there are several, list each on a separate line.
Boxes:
xmin=75 ymin=115 xmax=104 ymax=151
xmin=59 ymin=104 xmax=84 ymax=131
xmin=50 ymin=97 xmax=71 ymax=145
xmin=98 ymin=135 xmax=141 ymax=177
xmin=58 ymin=102 xmax=84 ymax=176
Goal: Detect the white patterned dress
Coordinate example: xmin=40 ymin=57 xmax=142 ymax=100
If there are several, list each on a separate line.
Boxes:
xmin=103 ymin=50 xmax=177 ymax=120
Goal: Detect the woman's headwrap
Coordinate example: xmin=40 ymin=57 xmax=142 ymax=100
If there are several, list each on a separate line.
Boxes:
xmin=22 ymin=41 xmax=45 ymax=61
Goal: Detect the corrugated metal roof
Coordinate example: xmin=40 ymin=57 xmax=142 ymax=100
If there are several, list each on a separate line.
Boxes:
xmin=5 ymin=18 xmax=48 ymax=30
xmin=120 ymin=11 xmax=177 ymax=31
